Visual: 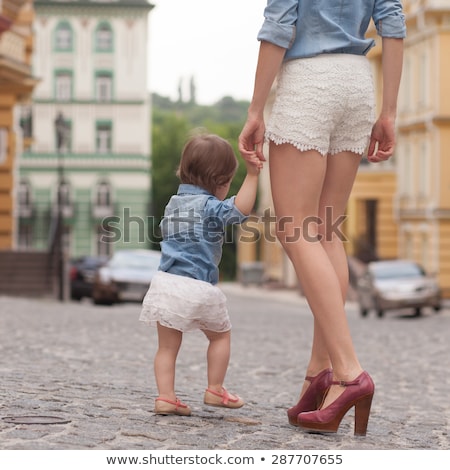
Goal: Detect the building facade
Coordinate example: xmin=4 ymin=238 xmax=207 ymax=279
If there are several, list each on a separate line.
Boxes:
xmin=19 ymin=0 xmax=154 ymax=258
xmin=0 ymin=0 xmax=37 ymax=249
xmin=395 ymin=0 xmax=450 ymax=296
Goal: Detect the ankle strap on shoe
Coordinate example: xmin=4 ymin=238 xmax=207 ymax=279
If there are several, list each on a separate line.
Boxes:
xmin=331 ymin=377 xmax=361 ymax=387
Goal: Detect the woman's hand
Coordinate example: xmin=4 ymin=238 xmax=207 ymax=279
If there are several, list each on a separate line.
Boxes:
xmin=367 ymin=115 xmax=396 ymax=163
xmin=238 ymin=115 xmax=266 ymax=164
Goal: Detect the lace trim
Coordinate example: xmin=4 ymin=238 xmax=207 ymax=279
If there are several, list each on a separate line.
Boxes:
xmin=265 ymin=132 xmax=369 ymax=157
xmin=266 ymin=55 xmax=375 ymax=157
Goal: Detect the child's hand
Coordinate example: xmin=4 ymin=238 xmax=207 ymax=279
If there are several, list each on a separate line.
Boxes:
xmin=244 ymin=152 xmax=263 ymax=175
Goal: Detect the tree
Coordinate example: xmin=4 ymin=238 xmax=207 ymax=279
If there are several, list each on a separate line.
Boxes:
xmin=150 ymin=109 xmax=190 ymax=248
xmin=150 ymin=94 xmax=254 ymax=279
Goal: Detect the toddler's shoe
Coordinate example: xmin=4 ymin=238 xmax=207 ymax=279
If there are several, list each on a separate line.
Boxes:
xmin=204 ymin=387 xmax=244 ymax=409
xmin=154 ymin=397 xmax=191 ymax=416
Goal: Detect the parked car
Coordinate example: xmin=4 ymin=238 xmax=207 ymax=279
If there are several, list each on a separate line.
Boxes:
xmin=356 ymin=259 xmax=442 ymax=318
xmin=70 ymin=255 xmax=108 ymax=301
xmin=92 ymin=249 xmax=161 ymax=305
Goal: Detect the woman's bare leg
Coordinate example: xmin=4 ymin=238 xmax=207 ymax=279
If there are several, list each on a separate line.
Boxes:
xmin=269 ymin=143 xmax=363 ymax=406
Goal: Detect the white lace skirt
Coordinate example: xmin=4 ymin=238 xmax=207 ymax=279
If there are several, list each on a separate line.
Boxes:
xmin=139 ymin=271 xmax=231 ymax=333
xmin=266 ymin=54 xmax=375 ymax=156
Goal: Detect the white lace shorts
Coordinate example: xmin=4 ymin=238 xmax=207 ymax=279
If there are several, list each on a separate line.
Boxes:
xmin=139 ymin=271 xmax=231 ymax=333
xmin=266 ymin=54 xmax=375 ymax=156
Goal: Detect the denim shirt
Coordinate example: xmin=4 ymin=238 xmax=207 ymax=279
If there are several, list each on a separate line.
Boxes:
xmin=158 ymin=184 xmax=248 ymax=285
xmin=257 ymin=0 xmax=406 ymax=59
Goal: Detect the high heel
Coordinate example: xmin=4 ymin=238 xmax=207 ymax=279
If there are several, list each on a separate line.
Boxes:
xmin=287 ymin=368 xmax=332 ymax=426
xmin=297 ymin=370 xmax=374 ymax=436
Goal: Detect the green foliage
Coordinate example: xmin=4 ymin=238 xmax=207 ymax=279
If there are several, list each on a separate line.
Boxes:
xmin=150 ymin=93 xmax=252 ymax=280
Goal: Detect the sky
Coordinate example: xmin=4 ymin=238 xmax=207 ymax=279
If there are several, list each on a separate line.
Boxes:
xmin=148 ymin=0 xmax=268 ymax=105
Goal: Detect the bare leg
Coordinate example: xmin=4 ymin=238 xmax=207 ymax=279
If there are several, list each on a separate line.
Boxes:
xmin=202 ymin=329 xmax=231 ymax=392
xmin=154 ymin=322 xmax=183 ymax=401
xmin=202 ymin=329 xmax=243 ymax=407
xmin=269 ymin=143 xmax=363 ymax=407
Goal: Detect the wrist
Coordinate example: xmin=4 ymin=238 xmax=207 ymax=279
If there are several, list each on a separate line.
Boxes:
xmin=247 ymin=103 xmax=265 ymax=118
xmin=379 ymin=111 xmax=396 ymax=121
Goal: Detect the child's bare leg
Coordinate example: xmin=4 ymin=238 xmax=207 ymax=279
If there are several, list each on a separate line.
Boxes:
xmin=154 ymin=322 xmax=182 ymax=401
xmin=202 ymin=329 xmax=244 ymax=408
xmin=202 ymin=329 xmax=231 ymax=392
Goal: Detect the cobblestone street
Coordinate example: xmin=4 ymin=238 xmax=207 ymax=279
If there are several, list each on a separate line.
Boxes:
xmin=1 ymin=284 xmax=449 ymax=452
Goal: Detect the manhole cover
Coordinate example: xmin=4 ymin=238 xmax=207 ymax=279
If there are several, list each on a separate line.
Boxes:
xmin=2 ymin=416 xmax=71 ymax=425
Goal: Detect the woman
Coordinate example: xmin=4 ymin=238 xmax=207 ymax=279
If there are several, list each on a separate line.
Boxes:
xmin=239 ymin=0 xmax=405 ymax=435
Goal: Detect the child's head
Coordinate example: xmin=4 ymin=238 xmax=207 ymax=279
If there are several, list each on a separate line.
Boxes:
xmin=177 ymin=132 xmax=238 ymax=196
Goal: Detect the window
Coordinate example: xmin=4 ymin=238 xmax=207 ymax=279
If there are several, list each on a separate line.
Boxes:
xmin=419 ymin=51 xmax=429 ymax=107
xmin=54 ymin=118 xmax=72 ymax=153
xmin=95 ymin=22 xmax=113 ymax=52
xmin=58 ymin=180 xmax=72 ymax=208
xmin=97 ymin=224 xmax=113 ymax=256
xmin=20 ymin=105 xmax=33 ymax=139
xmin=96 ymin=121 xmax=112 ymax=154
xmin=18 ymin=179 xmax=34 ymax=221
xmin=92 ymin=181 xmax=114 ymax=220
xmin=18 ymin=180 xmax=32 ymax=208
xmin=54 ymin=21 xmax=73 ymax=51
xmin=55 ymin=71 xmax=72 ymax=101
xmin=418 ymin=141 xmax=429 ymax=200
xmin=95 ymin=72 xmax=113 ymax=102
xmin=96 ymin=181 xmax=112 ymax=207
xmin=18 ymin=224 xmax=33 ymax=249
xmin=0 ymin=127 xmax=7 ymax=164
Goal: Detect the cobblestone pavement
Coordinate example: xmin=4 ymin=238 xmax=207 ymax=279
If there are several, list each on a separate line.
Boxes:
xmin=0 ymin=284 xmax=449 ymax=451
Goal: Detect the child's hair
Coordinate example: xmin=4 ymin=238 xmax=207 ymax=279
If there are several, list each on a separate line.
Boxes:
xmin=176 ymin=132 xmax=238 ymax=195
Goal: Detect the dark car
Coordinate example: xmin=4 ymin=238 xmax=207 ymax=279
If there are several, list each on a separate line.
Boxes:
xmin=356 ymin=259 xmax=442 ymax=318
xmin=70 ymin=255 xmax=108 ymax=301
xmin=92 ymin=249 xmax=161 ymax=305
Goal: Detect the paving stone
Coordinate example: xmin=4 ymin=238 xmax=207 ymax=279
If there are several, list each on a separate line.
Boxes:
xmin=0 ymin=287 xmax=449 ymax=450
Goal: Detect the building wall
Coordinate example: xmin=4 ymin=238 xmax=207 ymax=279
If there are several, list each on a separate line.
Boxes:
xmin=347 ymin=171 xmax=398 ymax=261
xmin=395 ymin=0 xmax=450 ymax=296
xmin=20 ymin=1 xmax=153 ymax=257
xmin=0 ymin=96 xmax=15 ymax=248
xmin=0 ymin=0 xmax=36 ymax=249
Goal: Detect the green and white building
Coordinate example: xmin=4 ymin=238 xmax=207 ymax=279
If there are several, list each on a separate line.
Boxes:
xmin=18 ymin=0 xmax=154 ymax=257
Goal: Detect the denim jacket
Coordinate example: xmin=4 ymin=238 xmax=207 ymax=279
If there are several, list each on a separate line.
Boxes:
xmin=257 ymin=0 xmax=406 ymax=59
xmin=158 ymin=184 xmax=248 ymax=285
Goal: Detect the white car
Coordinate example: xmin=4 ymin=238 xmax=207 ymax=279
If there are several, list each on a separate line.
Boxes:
xmin=92 ymin=249 xmax=161 ymax=305
xmin=356 ymin=259 xmax=442 ymax=318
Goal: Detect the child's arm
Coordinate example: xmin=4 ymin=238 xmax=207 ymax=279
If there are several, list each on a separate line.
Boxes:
xmin=234 ymin=159 xmax=261 ymax=216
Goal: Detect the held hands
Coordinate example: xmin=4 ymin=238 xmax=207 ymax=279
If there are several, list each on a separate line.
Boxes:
xmin=244 ymin=154 xmax=263 ymax=176
xmin=367 ymin=115 xmax=396 ymax=163
xmin=238 ymin=115 xmax=266 ymax=165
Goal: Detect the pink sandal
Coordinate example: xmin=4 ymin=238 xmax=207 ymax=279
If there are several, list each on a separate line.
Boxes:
xmin=204 ymin=388 xmax=244 ymax=409
xmin=154 ymin=397 xmax=191 ymax=416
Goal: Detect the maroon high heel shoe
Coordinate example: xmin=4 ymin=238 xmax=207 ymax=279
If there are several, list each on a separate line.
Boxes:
xmin=287 ymin=368 xmax=332 ymax=426
xmin=297 ymin=370 xmax=374 ymax=436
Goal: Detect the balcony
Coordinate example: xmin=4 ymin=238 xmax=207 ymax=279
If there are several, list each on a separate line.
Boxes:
xmin=0 ymin=27 xmax=24 ymax=59
xmin=0 ymin=1 xmax=29 ymax=26
xmin=0 ymin=0 xmax=37 ymax=92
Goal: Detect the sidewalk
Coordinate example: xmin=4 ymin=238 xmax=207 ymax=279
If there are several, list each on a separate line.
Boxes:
xmin=1 ymin=286 xmax=449 ymax=451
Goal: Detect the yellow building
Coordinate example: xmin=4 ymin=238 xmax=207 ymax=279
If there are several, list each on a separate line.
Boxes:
xmin=0 ymin=0 xmax=37 ymax=249
xmin=346 ymin=0 xmax=450 ymax=296
xmin=238 ymin=0 xmax=450 ymax=298
xmin=394 ymin=0 xmax=450 ymax=297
